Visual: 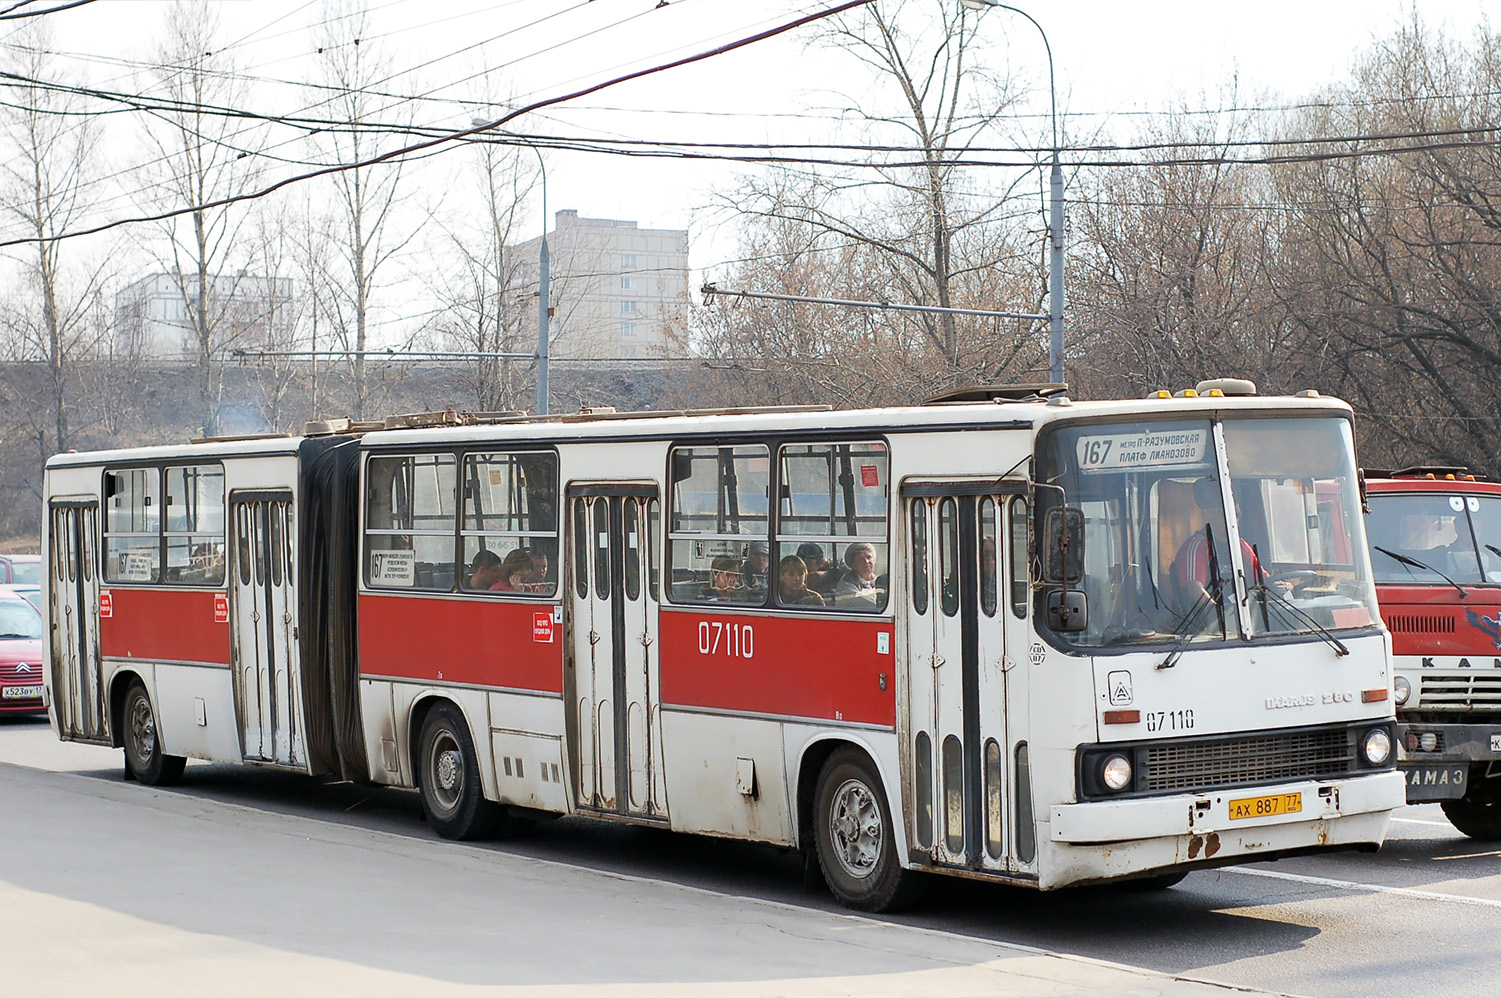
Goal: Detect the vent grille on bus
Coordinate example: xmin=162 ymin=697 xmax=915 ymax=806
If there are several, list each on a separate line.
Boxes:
xmin=1387 ymin=614 xmax=1456 ymax=635
xmin=1419 ymin=674 xmax=1501 ymax=710
xmin=1143 ymin=727 xmax=1353 ymax=793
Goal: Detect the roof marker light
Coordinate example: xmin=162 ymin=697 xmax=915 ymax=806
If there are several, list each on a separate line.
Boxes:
xmin=1207 ymin=389 xmax=1225 ymax=397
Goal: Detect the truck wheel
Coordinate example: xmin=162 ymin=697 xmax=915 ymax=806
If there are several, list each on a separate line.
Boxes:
xmin=122 ymin=680 xmax=186 ymax=787
xmin=1441 ymin=774 xmax=1501 ymax=841
xmin=418 ymin=703 xmax=500 ymax=840
xmin=813 ymin=748 xmax=923 ymax=912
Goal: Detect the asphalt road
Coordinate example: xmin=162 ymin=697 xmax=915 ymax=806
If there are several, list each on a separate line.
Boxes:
xmin=2 ymin=714 xmax=1496 ymax=997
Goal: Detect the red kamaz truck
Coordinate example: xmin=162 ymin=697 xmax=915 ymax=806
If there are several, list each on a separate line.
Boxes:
xmin=1364 ymin=467 xmax=1501 ymax=838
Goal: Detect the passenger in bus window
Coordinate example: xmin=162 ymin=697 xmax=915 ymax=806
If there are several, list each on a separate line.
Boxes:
xmin=526 ymin=549 xmax=551 ymax=589
xmin=468 ymin=549 xmax=503 ymax=590
xmin=834 ymin=542 xmax=883 ymax=603
xmin=699 ymin=556 xmax=743 ymax=601
xmin=778 ymin=555 xmax=826 ymax=607
xmin=490 ymin=549 xmax=534 ymax=592
xmin=741 ymin=541 xmax=770 ymax=591
xmin=797 ymin=542 xmax=834 ymax=594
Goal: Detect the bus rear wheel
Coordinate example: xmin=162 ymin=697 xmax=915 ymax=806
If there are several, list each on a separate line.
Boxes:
xmin=418 ymin=703 xmax=501 ymax=840
xmin=122 ymin=680 xmax=186 ymax=786
xmin=813 ymin=748 xmax=922 ymax=912
xmin=1441 ymin=774 xmax=1501 ymax=840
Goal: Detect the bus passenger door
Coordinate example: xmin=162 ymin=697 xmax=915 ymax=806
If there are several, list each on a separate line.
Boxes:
xmin=229 ymin=492 xmax=300 ymax=766
xmin=49 ymin=502 xmax=105 ymax=742
xmin=903 ymin=488 xmax=1014 ymax=871
xmin=568 ymin=488 xmax=665 ymax=821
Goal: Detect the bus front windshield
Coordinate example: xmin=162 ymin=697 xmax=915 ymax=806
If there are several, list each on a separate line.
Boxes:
xmin=1366 ymin=491 xmax=1501 ymax=585
xmin=1039 ymin=415 xmax=1379 ymax=650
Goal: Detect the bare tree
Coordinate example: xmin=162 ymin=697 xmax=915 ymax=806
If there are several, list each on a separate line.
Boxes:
xmin=718 ymin=0 xmax=1043 ymax=394
xmin=0 ymin=22 xmax=109 ymax=461
xmin=312 ymin=0 xmax=420 ymax=417
xmin=421 ymin=131 xmax=540 ymax=412
xmin=137 ymin=1 xmax=265 ymax=436
xmin=1269 ymin=16 xmax=1501 ymax=472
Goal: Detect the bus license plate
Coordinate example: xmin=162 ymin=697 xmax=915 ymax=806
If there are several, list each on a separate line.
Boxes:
xmin=2 ymin=685 xmax=41 ymax=699
xmin=1228 ymin=792 xmax=1302 ymax=820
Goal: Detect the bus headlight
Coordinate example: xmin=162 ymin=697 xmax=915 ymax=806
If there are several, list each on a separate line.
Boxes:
xmin=1360 ymin=727 xmax=1392 ymax=767
xmin=1393 ymin=676 xmax=1411 ymax=706
xmin=1101 ymin=753 xmax=1133 ymax=791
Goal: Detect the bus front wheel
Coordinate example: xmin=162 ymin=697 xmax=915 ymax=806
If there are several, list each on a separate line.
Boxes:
xmin=122 ymin=680 xmax=185 ymax=786
xmin=813 ymin=748 xmax=922 ymax=912
xmin=418 ymin=703 xmax=500 ymax=840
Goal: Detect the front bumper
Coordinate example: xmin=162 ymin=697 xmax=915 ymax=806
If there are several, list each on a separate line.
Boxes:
xmin=1050 ymin=769 xmax=1406 ymax=843
xmin=1396 ymin=721 xmax=1501 ymax=801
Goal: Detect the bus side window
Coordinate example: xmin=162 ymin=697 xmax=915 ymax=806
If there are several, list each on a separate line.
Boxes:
xmin=102 ymin=467 xmax=161 ymax=585
xmin=364 ymin=454 xmax=456 ymax=591
xmin=776 ymin=440 xmax=889 ymax=613
xmin=667 ymin=444 xmax=770 ymax=606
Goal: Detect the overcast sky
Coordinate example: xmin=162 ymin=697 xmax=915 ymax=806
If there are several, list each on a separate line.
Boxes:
xmin=14 ymin=0 xmax=1499 ymax=300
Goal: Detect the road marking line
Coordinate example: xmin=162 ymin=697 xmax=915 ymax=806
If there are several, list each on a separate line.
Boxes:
xmin=1223 ymin=866 xmax=1501 ymax=909
xmin=1391 ymin=817 xmax=1455 ymax=828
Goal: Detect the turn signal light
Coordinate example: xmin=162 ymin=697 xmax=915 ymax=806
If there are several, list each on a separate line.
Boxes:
xmin=1104 ymin=710 xmax=1140 ymax=724
xmin=1361 ymin=688 xmax=1388 ymax=703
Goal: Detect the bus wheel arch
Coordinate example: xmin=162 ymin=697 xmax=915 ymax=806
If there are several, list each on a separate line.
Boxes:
xmin=117 ymin=675 xmax=185 ymax=786
xmin=411 ymin=695 xmax=501 ymax=840
xmin=797 ymin=738 xmax=922 ymax=913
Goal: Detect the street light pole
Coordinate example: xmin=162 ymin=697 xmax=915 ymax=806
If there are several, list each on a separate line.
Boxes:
xmin=961 ymin=0 xmax=1064 ymax=384
xmin=472 ymin=120 xmax=550 ymax=415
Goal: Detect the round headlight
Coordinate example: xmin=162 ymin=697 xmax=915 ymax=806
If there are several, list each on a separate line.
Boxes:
xmin=1361 ymin=727 xmax=1392 ymax=767
xmin=1393 ymin=675 xmax=1411 ymax=706
xmin=1101 ymin=753 xmax=1133 ymax=791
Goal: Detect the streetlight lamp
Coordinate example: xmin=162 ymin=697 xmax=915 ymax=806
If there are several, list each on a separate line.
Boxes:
xmin=472 ymin=120 xmax=551 ymax=415
xmin=961 ymin=0 xmax=1065 ymax=385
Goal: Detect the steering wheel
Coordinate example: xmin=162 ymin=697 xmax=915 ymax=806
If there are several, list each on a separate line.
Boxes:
xmin=1264 ymin=570 xmax=1318 ymax=593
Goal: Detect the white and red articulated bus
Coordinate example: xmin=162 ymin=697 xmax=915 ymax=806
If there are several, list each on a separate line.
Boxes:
xmin=1362 ymin=467 xmax=1501 ymax=838
xmin=43 ymin=386 xmax=1405 ymax=910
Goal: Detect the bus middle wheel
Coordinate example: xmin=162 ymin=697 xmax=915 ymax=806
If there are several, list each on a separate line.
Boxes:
xmin=418 ymin=703 xmax=499 ymax=840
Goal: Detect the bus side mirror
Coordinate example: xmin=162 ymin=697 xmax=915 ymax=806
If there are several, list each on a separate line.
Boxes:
xmin=1042 ymin=507 xmax=1084 ymax=584
xmin=1046 ymin=590 xmax=1088 ymax=632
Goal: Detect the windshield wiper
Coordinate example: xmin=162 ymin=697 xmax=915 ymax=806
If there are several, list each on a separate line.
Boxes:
xmin=1373 ymin=545 xmax=1467 ymax=599
xmin=1159 ymin=526 xmax=1228 ymax=670
xmin=1251 ymin=580 xmax=1350 ymax=657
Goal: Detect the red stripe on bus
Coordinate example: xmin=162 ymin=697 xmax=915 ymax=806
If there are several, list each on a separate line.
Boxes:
xmin=98 ymin=588 xmax=230 ymax=665
xmin=658 ymin=609 xmax=896 ymax=727
xmin=358 ymin=593 xmax=563 ymax=693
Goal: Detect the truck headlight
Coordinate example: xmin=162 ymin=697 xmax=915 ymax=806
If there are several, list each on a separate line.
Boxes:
xmin=1101 ymin=753 xmax=1133 ymax=791
xmin=1361 ymin=727 xmax=1392 ymax=767
xmin=1393 ymin=675 xmax=1411 ymax=705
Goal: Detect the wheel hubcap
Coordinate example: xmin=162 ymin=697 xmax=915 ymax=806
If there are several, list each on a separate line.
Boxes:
xmin=429 ymin=733 xmax=463 ymax=811
xmin=129 ymin=696 xmax=156 ymax=762
xmin=829 ymin=777 xmax=882 ymax=879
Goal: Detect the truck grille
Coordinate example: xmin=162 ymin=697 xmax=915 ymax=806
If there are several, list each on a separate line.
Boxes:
xmin=1143 ymin=726 xmax=1353 ymax=793
xmin=1419 ymin=673 xmax=1501 ymax=710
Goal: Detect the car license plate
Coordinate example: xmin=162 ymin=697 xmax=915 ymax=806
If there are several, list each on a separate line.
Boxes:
xmin=2 ymin=685 xmax=41 ymax=700
xmin=1228 ymin=792 xmax=1302 ymax=820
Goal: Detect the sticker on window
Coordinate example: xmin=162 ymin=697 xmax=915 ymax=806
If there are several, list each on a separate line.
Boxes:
xmin=861 ymin=465 xmax=880 ymax=488
xmin=125 ymin=552 xmax=154 ymax=581
xmin=1075 ymin=428 xmax=1209 ymax=471
xmin=370 ymin=550 xmax=415 ymax=586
